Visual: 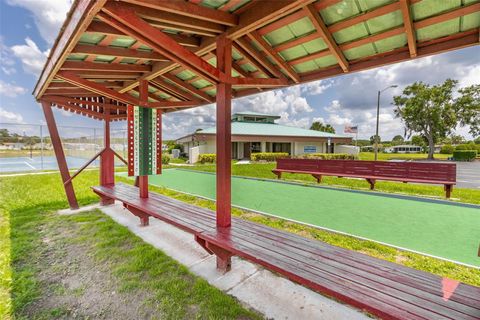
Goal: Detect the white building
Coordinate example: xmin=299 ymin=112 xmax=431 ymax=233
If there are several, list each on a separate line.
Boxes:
xmin=176 ymin=112 xmax=355 ymax=163
xmin=384 ymin=145 xmax=423 ymax=153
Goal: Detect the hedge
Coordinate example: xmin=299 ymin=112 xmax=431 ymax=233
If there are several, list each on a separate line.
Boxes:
xmin=455 ymin=143 xmax=480 ymax=152
xmin=440 ymin=145 xmax=455 ymax=154
xmin=453 ymin=150 xmax=477 ymax=161
xmin=250 ymin=152 xmax=289 ymax=162
xmin=162 ymin=155 xmax=170 ymax=165
xmin=198 ymin=153 xmax=216 ymax=164
xmin=296 ymin=153 xmax=356 ymax=160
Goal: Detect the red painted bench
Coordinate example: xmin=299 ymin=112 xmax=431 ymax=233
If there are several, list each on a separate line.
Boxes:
xmin=272 ymin=159 xmax=457 ymax=198
xmin=92 ymin=183 xmax=480 ymax=320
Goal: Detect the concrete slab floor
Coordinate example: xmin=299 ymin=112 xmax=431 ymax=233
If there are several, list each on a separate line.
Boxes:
xmin=96 ymin=203 xmax=369 ymax=320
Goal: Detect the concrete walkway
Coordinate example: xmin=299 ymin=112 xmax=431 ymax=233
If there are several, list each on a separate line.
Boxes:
xmin=83 ymin=203 xmax=369 ymax=319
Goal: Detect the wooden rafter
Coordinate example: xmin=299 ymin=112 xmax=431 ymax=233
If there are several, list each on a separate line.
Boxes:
xmin=86 ymin=20 xmax=201 ymax=47
xmin=150 ymin=78 xmax=198 ymax=101
xmin=116 ymin=1 xmax=312 ymax=93
xmin=56 ymin=71 xmax=139 ymax=105
xmin=304 ymin=4 xmax=349 ymax=72
xmin=61 ymin=61 xmax=151 ymax=72
xmin=72 ymin=44 xmax=169 ymax=62
xmin=162 ymin=73 xmax=214 ymax=103
xmin=122 ymin=0 xmax=238 ymax=26
xmin=414 ymin=2 xmax=480 ymax=30
xmin=400 ymin=0 xmax=417 ymax=58
xmin=100 ymin=3 xmax=224 ymax=83
xmin=248 ymin=31 xmax=300 ymax=83
xmin=236 ymin=37 xmax=284 ymax=79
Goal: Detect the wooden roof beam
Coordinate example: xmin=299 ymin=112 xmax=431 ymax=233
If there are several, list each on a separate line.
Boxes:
xmin=232 ymin=43 xmax=272 ymax=78
xmin=86 ymin=20 xmax=201 ymax=47
xmin=100 ymin=4 xmax=223 ymax=83
xmin=304 ymin=4 xmax=349 ymax=72
xmin=117 ymin=1 xmax=312 ymax=93
xmin=56 ymin=71 xmax=139 ymax=105
xmin=43 ymin=95 xmax=127 ymax=111
xmin=236 ymin=37 xmax=285 ymax=79
xmin=247 ymin=31 xmax=300 ymax=83
xmin=150 ymin=78 xmax=198 ymax=101
xmin=72 ymin=44 xmax=169 ymax=62
xmin=44 ymin=98 xmax=106 ymax=119
xmin=122 ymin=0 xmax=238 ymax=26
xmin=162 ymin=73 xmax=214 ymax=103
xmin=61 ymin=61 xmax=151 ymax=72
xmin=400 ymin=0 xmax=417 ymax=58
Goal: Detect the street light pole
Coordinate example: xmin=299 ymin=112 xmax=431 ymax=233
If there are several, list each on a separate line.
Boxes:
xmin=374 ymin=85 xmax=397 ymax=161
xmin=374 ymin=90 xmax=381 ymax=161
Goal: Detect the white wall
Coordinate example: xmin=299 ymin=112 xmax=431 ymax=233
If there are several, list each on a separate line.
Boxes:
xmin=293 ymin=142 xmax=325 ymax=155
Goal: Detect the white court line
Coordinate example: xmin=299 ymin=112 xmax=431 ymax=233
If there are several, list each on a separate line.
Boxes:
xmin=23 ymin=161 xmax=36 ymax=170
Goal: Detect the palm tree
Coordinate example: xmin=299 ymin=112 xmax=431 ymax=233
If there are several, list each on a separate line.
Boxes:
xmin=310 ymin=121 xmax=335 ymax=133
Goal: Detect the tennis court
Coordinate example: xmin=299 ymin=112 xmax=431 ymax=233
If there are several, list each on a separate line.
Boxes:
xmin=0 ymin=156 xmax=97 ymax=173
xmin=121 ymin=168 xmax=480 ymax=267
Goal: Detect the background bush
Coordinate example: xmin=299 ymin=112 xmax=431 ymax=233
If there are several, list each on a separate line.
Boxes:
xmin=198 ymin=154 xmax=216 ymax=164
xmin=440 ymin=145 xmax=455 ymax=154
xmin=161 ymin=155 xmax=170 ymax=165
xmin=453 ymin=150 xmax=477 ymax=161
xmin=296 ymin=153 xmax=356 ymax=160
xmin=455 ymin=143 xmax=480 ymax=152
xmin=250 ymin=152 xmax=289 ymax=162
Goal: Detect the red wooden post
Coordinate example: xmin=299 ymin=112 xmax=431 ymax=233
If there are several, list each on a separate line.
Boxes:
xmin=216 ymin=35 xmax=232 ymax=228
xmin=41 ymin=101 xmax=79 ymax=209
xmin=99 ymin=106 xmax=115 ymax=205
xmin=138 ymin=79 xmax=149 ymax=199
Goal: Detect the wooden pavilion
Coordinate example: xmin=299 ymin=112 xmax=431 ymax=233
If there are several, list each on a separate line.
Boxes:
xmin=35 ymin=1 xmax=480 ymax=318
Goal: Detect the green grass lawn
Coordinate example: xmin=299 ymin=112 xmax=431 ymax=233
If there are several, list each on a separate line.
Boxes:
xmin=358 ymin=152 xmax=451 ymax=161
xmin=186 ymin=162 xmax=480 ymax=205
xmin=0 ymin=171 xmax=260 ymax=319
xmin=1 ymin=170 xmax=479 ymax=319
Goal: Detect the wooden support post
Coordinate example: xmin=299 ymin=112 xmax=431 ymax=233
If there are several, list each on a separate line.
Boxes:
xmin=41 ymin=101 xmax=79 ymax=209
xmin=138 ymin=79 xmax=149 ymax=199
xmin=100 ymin=107 xmax=115 ymax=205
xmin=445 ymin=184 xmax=453 ymax=199
xmin=216 ymin=34 xmax=232 ymax=228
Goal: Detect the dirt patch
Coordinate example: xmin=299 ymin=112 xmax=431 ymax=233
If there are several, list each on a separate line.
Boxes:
xmin=23 ymin=220 xmax=157 ymax=319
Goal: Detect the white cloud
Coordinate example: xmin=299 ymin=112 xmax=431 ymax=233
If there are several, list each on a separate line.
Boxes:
xmin=0 ymin=80 xmax=27 ymax=97
xmin=6 ymin=0 xmax=72 ymax=44
xmin=0 ymin=37 xmax=17 ymax=75
xmin=0 ymin=107 xmax=24 ymax=124
xmin=301 ymin=79 xmax=334 ymax=96
xmin=11 ymin=38 xmax=49 ymax=76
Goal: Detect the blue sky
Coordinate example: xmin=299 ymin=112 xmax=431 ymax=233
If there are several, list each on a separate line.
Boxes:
xmin=0 ymin=1 xmax=479 ymax=140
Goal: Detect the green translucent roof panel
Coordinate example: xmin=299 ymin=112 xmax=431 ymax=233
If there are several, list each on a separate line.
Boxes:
xmin=374 ymin=34 xmax=407 ymax=53
xmin=198 ymin=121 xmax=348 ymax=138
xmin=79 ymin=33 xmax=103 ymax=45
xmin=320 ymin=1 xmax=361 ymax=25
xmin=95 ymin=55 xmax=116 ymax=62
xmin=67 ymin=53 xmax=87 ymax=61
xmin=461 ymin=12 xmax=480 ymax=31
xmin=412 ymin=0 xmax=460 ymax=20
xmin=110 ymin=37 xmax=136 ymax=48
xmin=416 ymin=20 xmax=460 ymax=41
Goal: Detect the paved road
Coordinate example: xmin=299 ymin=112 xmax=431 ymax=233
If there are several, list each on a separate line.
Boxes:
xmin=456 ymin=161 xmax=480 ymax=189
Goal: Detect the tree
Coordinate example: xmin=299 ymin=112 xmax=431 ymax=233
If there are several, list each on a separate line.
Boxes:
xmin=450 ymin=134 xmax=465 ymax=145
xmin=411 ymin=135 xmax=426 ymax=147
xmin=369 ymin=135 xmax=381 ymax=145
xmin=393 ymin=79 xmax=478 ymax=160
xmin=455 ymin=84 xmax=480 ymax=137
xmin=391 ymin=135 xmax=404 ymax=145
xmin=310 ymin=121 xmax=335 ymax=133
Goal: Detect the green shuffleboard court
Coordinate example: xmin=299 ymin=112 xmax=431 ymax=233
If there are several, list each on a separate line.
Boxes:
xmin=120 ymin=169 xmax=480 ymax=267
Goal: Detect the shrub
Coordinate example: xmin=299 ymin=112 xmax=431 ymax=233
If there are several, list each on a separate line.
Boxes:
xmin=161 ymin=155 xmax=170 ymax=164
xmin=440 ymin=145 xmax=455 ymax=154
xmin=455 ymin=143 xmax=480 ymax=152
xmin=453 ymin=150 xmax=477 ymax=161
xmin=296 ymin=153 xmax=356 ymax=160
xmin=250 ymin=152 xmax=289 ymax=162
xmin=198 ymin=153 xmax=216 ymax=164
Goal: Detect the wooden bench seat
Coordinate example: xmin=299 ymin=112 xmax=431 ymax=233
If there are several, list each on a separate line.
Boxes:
xmin=92 ymin=183 xmax=480 ymax=320
xmin=272 ymin=159 xmax=457 ymax=198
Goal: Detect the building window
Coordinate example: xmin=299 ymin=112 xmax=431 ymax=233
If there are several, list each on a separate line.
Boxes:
xmin=272 ymin=142 xmax=291 ymax=154
xmin=251 ymin=142 xmax=261 ymax=153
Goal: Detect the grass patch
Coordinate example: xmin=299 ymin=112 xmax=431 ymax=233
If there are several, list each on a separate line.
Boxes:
xmin=185 ymin=162 xmax=480 ymax=205
xmin=0 ymin=171 xmax=260 ymax=319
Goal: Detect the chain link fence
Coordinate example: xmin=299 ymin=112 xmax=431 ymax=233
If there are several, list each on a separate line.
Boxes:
xmin=0 ymin=123 xmax=128 ymax=173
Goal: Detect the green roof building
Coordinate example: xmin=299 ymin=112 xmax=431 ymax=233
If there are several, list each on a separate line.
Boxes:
xmin=177 ymin=112 xmax=354 ymax=163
